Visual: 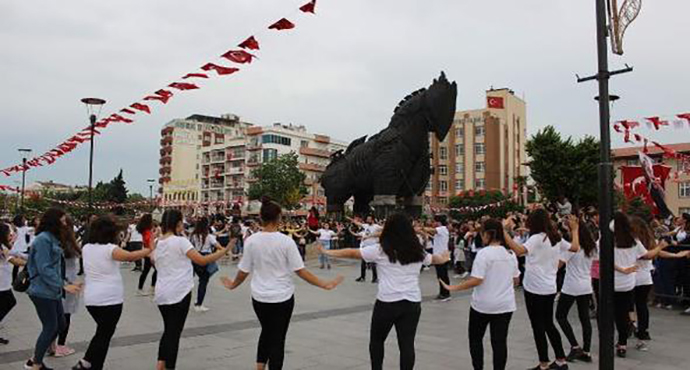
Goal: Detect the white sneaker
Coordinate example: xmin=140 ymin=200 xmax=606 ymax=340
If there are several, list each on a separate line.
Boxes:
xmin=636 ymin=341 xmax=649 ymax=352
xmin=194 ymin=305 xmax=210 ymax=313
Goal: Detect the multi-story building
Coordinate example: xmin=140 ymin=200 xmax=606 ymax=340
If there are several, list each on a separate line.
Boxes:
xmin=200 ymin=123 xmax=347 ymax=214
xmin=159 ymin=114 xmax=252 ymax=205
xmin=426 ymin=88 xmax=527 ymax=206
xmin=612 ymin=143 xmax=690 ymax=215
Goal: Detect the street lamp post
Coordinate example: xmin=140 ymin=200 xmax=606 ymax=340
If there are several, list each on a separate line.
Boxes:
xmin=148 ymin=179 xmax=156 ymax=210
xmin=80 ymin=98 xmax=106 ymax=212
xmin=18 ymin=148 xmax=32 ymax=212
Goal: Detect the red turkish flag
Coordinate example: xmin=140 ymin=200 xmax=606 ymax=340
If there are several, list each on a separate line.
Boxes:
xmin=645 ymin=117 xmax=668 ymax=130
xmin=182 ymin=73 xmax=209 ymax=79
xmin=130 ymin=103 xmax=151 ymax=114
xmin=238 ymin=36 xmax=260 ymax=50
xmin=169 ymin=82 xmax=199 ymax=91
xmin=269 ymin=18 xmax=295 ymax=31
xmin=201 ymin=63 xmax=240 ymax=76
xmin=144 ymin=89 xmax=174 ymax=104
xmin=300 ymin=0 xmax=316 ymax=14
xmin=678 ymin=113 xmax=690 ymax=124
xmin=487 ymin=96 xmax=504 ymax=109
xmin=221 ymin=49 xmax=256 ymax=64
xmin=120 ymin=108 xmax=136 ymax=115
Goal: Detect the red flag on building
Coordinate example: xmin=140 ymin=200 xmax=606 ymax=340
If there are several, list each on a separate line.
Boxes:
xmin=487 ymin=96 xmax=504 ymax=109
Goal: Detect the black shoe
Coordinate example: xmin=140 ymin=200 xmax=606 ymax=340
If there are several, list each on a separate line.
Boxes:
xmin=577 ymin=352 xmax=592 ymax=363
xmin=549 ymin=362 xmax=568 ymax=370
xmin=0 ymin=337 xmax=8 ymax=345
xmin=355 ymin=277 xmax=365 ymax=282
xmin=565 ymin=348 xmax=583 ymax=362
xmin=434 ymin=295 xmax=451 ymax=302
xmin=371 ymin=279 xmax=378 ymax=284
xmin=636 ymin=331 xmax=652 ymax=341
xmin=616 ymin=348 xmax=627 ymax=358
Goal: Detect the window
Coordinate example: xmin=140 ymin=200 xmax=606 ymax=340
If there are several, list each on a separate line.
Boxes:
xmin=475 ymin=178 xmax=486 ymax=189
xmin=438 ymin=197 xmax=448 ymax=205
xmin=455 ymin=144 xmax=464 ymax=156
xmin=439 ymin=165 xmax=448 ymax=176
xmin=426 ymin=182 xmax=432 ymax=191
xmin=475 ymin=125 xmax=485 ymax=136
xmin=626 ymin=159 xmax=638 ymax=166
xmin=439 ymin=147 xmax=448 ymax=160
xmin=455 ymin=179 xmax=463 ymax=189
xmin=301 ymin=140 xmax=309 ymax=148
xmin=263 ymin=149 xmax=278 ymax=162
xmin=456 ymin=163 xmax=464 ymax=174
xmin=475 ymin=162 xmax=485 ymax=173
xmin=455 ymin=126 xmax=464 ymax=138
xmin=474 ymin=143 xmax=485 ymax=155
xmin=440 ymin=181 xmax=448 ymax=192
xmin=262 ymin=134 xmax=292 ymax=146
xmin=680 ymin=182 xmax=690 ymax=198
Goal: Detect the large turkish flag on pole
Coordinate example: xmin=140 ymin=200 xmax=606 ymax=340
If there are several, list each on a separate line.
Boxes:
xmin=620 ymin=163 xmax=672 ymax=215
xmin=487 ymin=96 xmax=504 ymax=109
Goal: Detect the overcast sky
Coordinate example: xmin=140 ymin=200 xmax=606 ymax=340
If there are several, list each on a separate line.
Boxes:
xmin=1 ymin=0 xmax=688 ymax=194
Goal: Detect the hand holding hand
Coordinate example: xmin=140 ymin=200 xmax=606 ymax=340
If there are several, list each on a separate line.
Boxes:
xmin=622 ymin=266 xmax=638 ymax=275
xmin=220 ymin=276 xmax=236 ymax=290
xmin=439 ymin=279 xmax=458 ymax=292
xmin=64 ymin=283 xmax=82 ymax=295
xmin=322 ymin=275 xmax=344 ymax=290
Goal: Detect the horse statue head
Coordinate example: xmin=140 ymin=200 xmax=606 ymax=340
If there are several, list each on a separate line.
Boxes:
xmin=391 ymin=72 xmax=457 ymax=142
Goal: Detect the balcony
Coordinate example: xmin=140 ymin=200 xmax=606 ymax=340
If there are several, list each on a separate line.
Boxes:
xmin=159 ymin=176 xmax=171 ymax=184
xmin=160 ymin=146 xmax=172 ymax=156
xmin=226 ymin=182 xmax=245 ymax=190
xmin=246 ymin=127 xmax=263 ymax=136
xmin=314 ymin=135 xmax=330 ymax=144
xmin=209 ymin=182 xmax=225 ymax=189
xmin=299 ymin=163 xmax=326 ymax=173
xmin=161 ymin=127 xmax=174 ymax=136
xmin=226 ymin=167 xmax=245 ymax=175
xmin=159 ymin=156 xmax=171 ymax=165
xmin=226 ymin=153 xmax=246 ymax=161
xmin=247 ymin=143 xmax=262 ymax=151
xmin=160 ymin=136 xmax=173 ymax=146
xmin=211 ymin=155 xmax=225 ymax=163
xmin=299 ymin=147 xmax=331 ymax=158
xmin=159 ymin=167 xmax=171 ymax=176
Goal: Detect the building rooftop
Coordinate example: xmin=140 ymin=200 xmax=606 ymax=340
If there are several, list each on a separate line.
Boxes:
xmin=612 ymin=143 xmax=690 ymax=159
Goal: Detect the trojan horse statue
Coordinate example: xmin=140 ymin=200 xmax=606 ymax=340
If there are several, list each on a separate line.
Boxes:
xmin=321 ymin=72 xmax=457 ymax=218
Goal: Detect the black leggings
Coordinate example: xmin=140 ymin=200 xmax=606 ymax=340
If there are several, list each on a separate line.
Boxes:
xmin=360 ymin=261 xmax=378 ymax=281
xmin=469 ymin=308 xmax=512 ymax=370
xmin=252 ymin=296 xmax=295 ymax=370
xmin=524 ymin=291 xmax=565 ymax=363
xmin=58 ymin=313 xmax=71 ymax=345
xmin=0 ymin=289 xmax=17 ymax=324
xmin=139 ymin=257 xmax=157 ymax=290
xmin=436 ymin=262 xmax=450 ymax=297
xmin=614 ymin=290 xmax=634 ymax=346
xmin=158 ymin=293 xmax=191 ymax=369
xmin=84 ymin=304 xmax=123 ymax=370
xmin=634 ymin=284 xmax=652 ymax=337
xmin=555 ymin=293 xmax=592 ymax=353
xmin=370 ymin=300 xmax=421 ymax=370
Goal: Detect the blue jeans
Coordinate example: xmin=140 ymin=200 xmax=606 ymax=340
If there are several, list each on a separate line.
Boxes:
xmin=319 ymin=240 xmax=331 ymax=266
xmin=30 ymin=295 xmax=66 ymax=365
xmin=196 ymin=269 xmax=210 ymax=306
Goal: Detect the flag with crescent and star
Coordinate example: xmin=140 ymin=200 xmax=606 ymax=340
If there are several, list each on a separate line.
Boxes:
xmin=487 ymin=96 xmax=504 ymax=109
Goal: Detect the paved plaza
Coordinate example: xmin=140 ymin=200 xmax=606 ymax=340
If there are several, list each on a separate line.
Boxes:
xmin=1 ymin=257 xmax=688 ymax=370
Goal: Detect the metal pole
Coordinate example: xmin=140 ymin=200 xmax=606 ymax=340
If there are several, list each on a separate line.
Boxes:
xmin=20 ymin=157 xmax=27 ymax=211
xmin=595 ymin=0 xmax=615 ymax=368
xmin=88 ymin=114 xmax=96 ymax=211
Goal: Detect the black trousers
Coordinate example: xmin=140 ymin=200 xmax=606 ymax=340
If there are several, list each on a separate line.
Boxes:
xmin=158 ymin=293 xmax=191 ymax=369
xmin=360 ymin=261 xmax=378 ymax=281
xmin=524 ymin=291 xmax=565 ymax=363
xmin=0 ymin=289 xmax=17 ymax=323
xmin=127 ymin=242 xmax=143 ymax=269
xmin=58 ymin=313 xmax=71 ymax=346
xmin=252 ymin=296 xmax=295 ymax=370
xmin=634 ymin=284 xmax=652 ymax=337
xmin=139 ymin=257 xmax=157 ymax=290
xmin=555 ymin=293 xmax=592 ymax=353
xmin=468 ymin=308 xmax=512 ymax=370
xmin=370 ymin=300 xmax=421 ymax=370
xmin=84 ymin=304 xmax=123 ymax=370
xmin=614 ymin=290 xmax=634 ymax=346
xmin=435 ymin=262 xmax=450 ymax=297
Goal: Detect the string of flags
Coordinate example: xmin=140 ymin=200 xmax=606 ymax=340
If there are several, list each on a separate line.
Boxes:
xmin=612 ymin=121 xmax=690 ymax=182
xmin=0 ymin=0 xmax=319 ymax=178
xmin=614 ymin=112 xmax=690 ymax=131
xmin=432 ymin=201 xmax=506 ymax=214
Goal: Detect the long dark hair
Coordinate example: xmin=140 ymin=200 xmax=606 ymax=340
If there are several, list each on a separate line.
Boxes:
xmin=527 ymin=208 xmax=561 ymax=245
xmin=61 ymin=215 xmax=81 ymax=259
xmin=629 ymin=216 xmax=654 ymax=251
xmin=613 ymin=211 xmax=635 ymax=249
xmin=37 ymin=208 xmax=67 ymax=241
xmin=136 ymin=214 xmax=154 ymax=234
xmin=578 ymin=220 xmax=598 ymax=258
xmin=480 ymin=218 xmax=507 ymax=249
xmin=87 ymin=215 xmax=121 ymax=245
xmin=161 ymin=210 xmax=184 ymax=235
xmin=379 ymin=213 xmax=425 ymax=265
xmin=0 ymin=223 xmax=11 ymax=249
xmin=192 ymin=217 xmax=210 ymax=244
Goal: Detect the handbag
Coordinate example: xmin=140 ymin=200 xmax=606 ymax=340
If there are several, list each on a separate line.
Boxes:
xmin=13 ymin=268 xmax=34 ymax=293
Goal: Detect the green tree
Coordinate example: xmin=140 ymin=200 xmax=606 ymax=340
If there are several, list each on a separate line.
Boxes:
xmin=108 ymin=169 xmax=128 ymax=204
xmin=526 ymin=126 xmax=600 ymax=207
xmin=248 ymin=153 xmax=307 ymax=210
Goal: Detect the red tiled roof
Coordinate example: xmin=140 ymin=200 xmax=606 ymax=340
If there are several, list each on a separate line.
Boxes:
xmin=612 ymin=143 xmax=690 ymax=158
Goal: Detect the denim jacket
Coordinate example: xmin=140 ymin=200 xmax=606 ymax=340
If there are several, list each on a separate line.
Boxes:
xmin=27 ymin=231 xmax=65 ymax=300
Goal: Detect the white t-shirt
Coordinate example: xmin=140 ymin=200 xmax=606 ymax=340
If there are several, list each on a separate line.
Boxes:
xmin=470 ymin=246 xmax=520 ymax=314
xmin=238 ymin=232 xmax=305 ymax=303
xmin=128 ymin=224 xmax=143 ymax=243
xmin=635 ymin=258 xmax=654 ymax=287
xmin=191 ymin=234 xmax=217 ymax=254
xmin=361 ymin=244 xmax=432 ymax=302
xmin=522 ymin=233 xmax=562 ymax=295
xmin=154 ymin=236 xmax=195 ymax=305
xmin=432 ymin=226 xmax=449 ymax=255
xmin=1 ymin=247 xmax=15 ymax=291
xmin=317 ymin=229 xmax=336 ymax=241
xmin=11 ymin=226 xmax=31 ymax=257
xmin=614 ymin=240 xmax=647 ymax=292
xmin=360 ymin=224 xmax=383 ymax=248
xmin=560 ymin=246 xmax=596 ymax=296
xmin=83 ymin=243 xmax=124 ymax=306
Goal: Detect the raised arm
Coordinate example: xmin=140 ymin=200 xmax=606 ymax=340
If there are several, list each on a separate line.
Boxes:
xmin=112 ymin=246 xmax=152 ymax=262
xmin=640 ymin=239 xmax=670 ymax=260
xmin=566 ymin=216 xmax=581 ymax=253
xmin=187 ymin=241 xmax=232 ymax=266
xmin=319 ymin=244 xmax=362 ymax=260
